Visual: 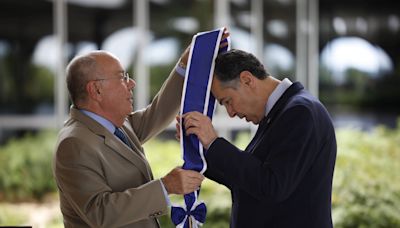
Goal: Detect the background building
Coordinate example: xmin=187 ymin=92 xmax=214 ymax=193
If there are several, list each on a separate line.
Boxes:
xmin=1 ymin=0 xmax=399 ymax=142
xmin=0 ymin=1 xmax=399 ymax=227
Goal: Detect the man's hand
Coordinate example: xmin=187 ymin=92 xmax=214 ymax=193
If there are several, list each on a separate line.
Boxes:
xmin=181 ymin=111 xmax=218 ymax=149
xmin=161 ymin=167 xmax=204 ymax=195
xmin=178 ymin=27 xmax=230 ymax=67
xmin=175 ymin=115 xmax=182 ymax=141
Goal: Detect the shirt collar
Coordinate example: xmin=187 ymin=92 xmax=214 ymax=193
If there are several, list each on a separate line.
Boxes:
xmin=265 ymin=78 xmax=293 ymax=117
xmin=80 ymin=109 xmax=116 ymax=134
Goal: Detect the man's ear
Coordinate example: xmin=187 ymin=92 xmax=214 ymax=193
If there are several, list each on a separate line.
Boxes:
xmin=86 ymin=81 xmax=102 ymax=101
xmin=239 ymin=71 xmax=254 ymax=88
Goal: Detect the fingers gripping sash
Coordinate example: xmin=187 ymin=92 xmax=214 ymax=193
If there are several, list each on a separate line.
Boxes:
xmin=170 ymin=28 xmax=230 ymax=228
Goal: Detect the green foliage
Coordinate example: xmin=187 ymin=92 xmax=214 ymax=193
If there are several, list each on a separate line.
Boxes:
xmin=25 ymin=64 xmax=54 ymax=103
xmin=143 ymin=139 xmax=231 ymax=227
xmin=0 ymin=204 xmax=27 ymax=225
xmin=0 ymin=124 xmax=399 ymax=227
xmin=333 ymin=122 xmax=400 ymax=228
xmin=319 ymin=66 xmax=400 ymax=111
xmin=0 ymin=56 xmax=55 ymax=113
xmin=0 ymin=131 xmax=57 ymax=201
xmin=150 ymin=65 xmax=174 ymax=100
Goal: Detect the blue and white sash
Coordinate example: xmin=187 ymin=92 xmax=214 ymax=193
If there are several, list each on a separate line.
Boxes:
xmin=171 ymin=28 xmax=230 ymax=228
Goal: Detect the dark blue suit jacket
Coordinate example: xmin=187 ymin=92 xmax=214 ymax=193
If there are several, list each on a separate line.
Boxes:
xmin=205 ymin=82 xmax=337 ymax=228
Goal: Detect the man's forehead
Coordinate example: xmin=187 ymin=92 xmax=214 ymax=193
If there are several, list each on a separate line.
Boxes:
xmin=211 ymin=78 xmax=222 ymax=93
xmin=211 ymin=76 xmax=223 ymax=86
xmin=211 ymin=78 xmax=232 ymax=102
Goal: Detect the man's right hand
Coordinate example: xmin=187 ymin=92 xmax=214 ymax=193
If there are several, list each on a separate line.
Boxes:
xmin=161 ymin=167 xmax=204 ymax=195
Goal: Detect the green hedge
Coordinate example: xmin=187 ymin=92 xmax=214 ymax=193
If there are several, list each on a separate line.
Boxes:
xmin=332 ymin=123 xmax=400 ymax=228
xmin=0 ymin=131 xmax=57 ymax=201
xmin=0 ymin=123 xmax=399 ymax=227
xmin=143 ymin=139 xmax=232 ymax=227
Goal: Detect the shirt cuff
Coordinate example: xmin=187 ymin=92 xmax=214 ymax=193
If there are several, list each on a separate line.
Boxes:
xmin=160 ymin=179 xmax=171 ymax=207
xmin=175 ymin=62 xmax=186 ymax=77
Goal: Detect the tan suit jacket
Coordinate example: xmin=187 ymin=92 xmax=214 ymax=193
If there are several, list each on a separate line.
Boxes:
xmin=53 ymin=70 xmax=184 ymax=228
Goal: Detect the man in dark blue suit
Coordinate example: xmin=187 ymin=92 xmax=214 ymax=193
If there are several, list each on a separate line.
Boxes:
xmin=182 ymin=49 xmax=337 ymax=227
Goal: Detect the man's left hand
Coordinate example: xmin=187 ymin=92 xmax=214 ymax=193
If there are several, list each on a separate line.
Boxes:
xmin=178 ymin=27 xmax=230 ymax=67
xmin=181 ymin=111 xmax=218 ymax=149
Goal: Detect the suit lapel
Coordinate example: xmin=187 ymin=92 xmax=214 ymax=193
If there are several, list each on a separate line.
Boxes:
xmin=121 ymin=123 xmax=155 ymax=180
xmin=70 ymin=107 xmax=152 ymax=180
xmin=103 ymin=135 xmax=152 ymax=180
xmin=245 ymin=117 xmax=268 ymax=152
xmin=246 ymin=82 xmax=304 ymax=154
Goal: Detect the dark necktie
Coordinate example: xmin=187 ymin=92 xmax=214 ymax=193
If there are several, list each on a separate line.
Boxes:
xmin=114 ymin=128 xmax=130 ymax=148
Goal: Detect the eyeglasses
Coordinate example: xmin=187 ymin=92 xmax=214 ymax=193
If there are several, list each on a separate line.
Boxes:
xmin=93 ymin=72 xmax=131 ymax=83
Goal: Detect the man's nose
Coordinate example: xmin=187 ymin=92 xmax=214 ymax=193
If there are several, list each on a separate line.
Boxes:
xmin=129 ymin=79 xmax=136 ymax=89
xmin=227 ymin=106 xmax=236 ymax=118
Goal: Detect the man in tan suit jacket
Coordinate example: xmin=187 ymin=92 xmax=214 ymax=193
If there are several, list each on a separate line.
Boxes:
xmin=53 ymin=49 xmax=204 ymax=227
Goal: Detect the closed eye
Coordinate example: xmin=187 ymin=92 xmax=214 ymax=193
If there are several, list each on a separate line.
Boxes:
xmin=222 ymin=98 xmax=231 ymax=107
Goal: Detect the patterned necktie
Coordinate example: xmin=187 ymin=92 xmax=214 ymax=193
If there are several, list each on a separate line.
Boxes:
xmin=114 ymin=128 xmax=130 ymax=147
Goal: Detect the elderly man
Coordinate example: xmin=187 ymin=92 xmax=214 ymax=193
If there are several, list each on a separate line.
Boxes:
xmin=182 ymin=49 xmax=337 ymax=228
xmin=53 ymin=49 xmax=204 ymax=228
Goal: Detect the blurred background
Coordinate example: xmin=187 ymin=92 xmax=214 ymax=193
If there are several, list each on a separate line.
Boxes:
xmin=0 ymin=0 xmax=399 ymax=227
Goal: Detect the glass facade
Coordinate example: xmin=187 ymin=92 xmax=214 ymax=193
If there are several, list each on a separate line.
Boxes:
xmin=320 ymin=0 xmax=400 ymax=129
xmin=0 ymin=0 xmax=399 ymax=141
xmin=0 ymin=0 xmax=54 ymax=115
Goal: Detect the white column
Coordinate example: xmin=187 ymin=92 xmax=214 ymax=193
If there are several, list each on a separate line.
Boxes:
xmin=214 ymin=0 xmax=233 ymax=140
xmin=308 ymin=0 xmax=319 ymax=97
xmin=54 ymin=0 xmax=68 ymax=128
xmin=214 ymin=0 xmax=230 ymax=28
xmin=134 ymin=0 xmax=150 ymax=110
xmin=251 ymin=0 xmax=264 ymax=60
xmin=249 ymin=0 xmax=264 ymax=136
xmin=296 ymin=0 xmax=319 ymax=97
xmin=296 ymin=0 xmax=308 ymax=87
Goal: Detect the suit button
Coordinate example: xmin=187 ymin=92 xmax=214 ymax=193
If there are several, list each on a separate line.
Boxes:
xmin=149 ymin=211 xmax=162 ymax=217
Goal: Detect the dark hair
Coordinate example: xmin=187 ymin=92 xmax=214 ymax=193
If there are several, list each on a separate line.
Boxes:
xmin=214 ymin=49 xmax=269 ymax=87
xmin=66 ymin=54 xmax=97 ymax=105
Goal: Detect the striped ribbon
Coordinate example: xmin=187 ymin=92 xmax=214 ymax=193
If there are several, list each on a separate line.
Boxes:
xmin=171 ymin=28 xmax=230 ymax=228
